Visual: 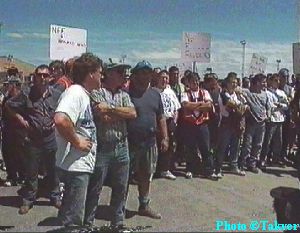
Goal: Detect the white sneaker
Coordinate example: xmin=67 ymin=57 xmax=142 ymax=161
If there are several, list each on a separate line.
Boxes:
xmin=216 ymin=172 xmax=223 ymax=179
xmin=4 ymin=180 xmax=12 ymax=187
xmin=161 ymin=170 xmax=176 ymax=180
xmin=185 ymin=171 xmax=193 ymax=179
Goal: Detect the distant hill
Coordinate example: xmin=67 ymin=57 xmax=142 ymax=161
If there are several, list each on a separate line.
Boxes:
xmin=0 ymin=56 xmax=36 ymax=82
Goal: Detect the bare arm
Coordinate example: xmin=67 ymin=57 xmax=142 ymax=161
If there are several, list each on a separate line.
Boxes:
xmin=54 ymin=112 xmax=92 ymax=152
xmin=94 ymin=103 xmax=137 ymax=119
xmin=182 ymin=101 xmax=202 ymax=111
xmin=158 ymin=115 xmax=169 ymax=152
xmin=182 ymin=101 xmax=213 ymax=113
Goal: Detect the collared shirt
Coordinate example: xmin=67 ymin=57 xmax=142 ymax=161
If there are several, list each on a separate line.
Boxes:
xmin=266 ymin=88 xmax=288 ymax=123
xmin=90 ymin=87 xmax=134 ymax=165
xmin=91 ymin=88 xmax=134 ymax=144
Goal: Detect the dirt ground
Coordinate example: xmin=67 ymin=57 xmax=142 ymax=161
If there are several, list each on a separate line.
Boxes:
xmin=0 ymin=163 xmax=298 ymax=232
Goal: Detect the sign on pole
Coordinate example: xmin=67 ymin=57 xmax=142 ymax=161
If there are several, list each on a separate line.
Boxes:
xmin=50 ymin=24 xmax=87 ymax=60
xmin=177 ymin=60 xmax=193 ymax=77
xmin=293 ymin=43 xmax=300 ymax=74
xmin=181 ymin=32 xmax=211 ymax=63
xmin=248 ymin=53 xmax=267 ymax=75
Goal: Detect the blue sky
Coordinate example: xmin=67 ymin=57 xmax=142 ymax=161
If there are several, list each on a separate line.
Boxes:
xmin=0 ymin=0 xmax=298 ymax=78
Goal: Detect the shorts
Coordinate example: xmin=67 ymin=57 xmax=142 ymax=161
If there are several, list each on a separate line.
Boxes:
xmin=130 ymin=143 xmax=158 ymax=175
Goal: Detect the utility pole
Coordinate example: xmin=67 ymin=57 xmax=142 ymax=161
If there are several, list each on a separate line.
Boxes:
xmin=240 ymin=40 xmax=246 ymax=78
xmin=192 ymin=61 xmax=197 ymax=72
xmin=276 ymin=59 xmax=281 ymax=71
xmin=0 ymin=22 xmax=3 ymax=56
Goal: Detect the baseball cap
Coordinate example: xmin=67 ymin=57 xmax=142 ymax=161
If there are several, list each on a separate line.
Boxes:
xmin=105 ymin=61 xmax=131 ymax=71
xmin=131 ymin=60 xmax=152 ymax=73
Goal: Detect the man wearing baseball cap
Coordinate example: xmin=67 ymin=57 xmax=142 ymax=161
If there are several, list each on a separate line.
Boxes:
xmin=127 ymin=61 xmax=169 ymax=219
xmin=85 ymin=60 xmax=136 ymax=228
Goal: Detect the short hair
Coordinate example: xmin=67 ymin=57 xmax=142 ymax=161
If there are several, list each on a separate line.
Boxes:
xmin=65 ymin=58 xmax=76 ymax=78
xmin=151 ymin=70 xmax=169 ymax=87
xmin=186 ymin=72 xmax=200 ymax=83
xmin=184 ymin=69 xmax=192 ymax=77
xmin=35 ymin=64 xmax=49 ymax=74
xmin=49 ymin=60 xmax=65 ymax=75
xmin=251 ymin=73 xmax=266 ymax=86
xmin=269 ymin=73 xmax=280 ymax=81
xmin=224 ymin=72 xmax=237 ymax=84
xmin=168 ymin=66 xmax=179 ymax=73
xmin=72 ymin=53 xmax=103 ymax=85
xmin=204 ymin=73 xmax=218 ymax=83
xmin=158 ymin=70 xmax=169 ymax=76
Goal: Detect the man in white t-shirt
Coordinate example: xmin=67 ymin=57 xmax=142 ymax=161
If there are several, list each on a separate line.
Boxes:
xmin=54 ymin=53 xmax=104 ymax=226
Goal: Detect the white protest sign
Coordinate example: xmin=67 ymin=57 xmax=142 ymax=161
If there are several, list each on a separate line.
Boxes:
xmin=50 ymin=24 xmax=87 ymax=60
xmin=293 ymin=43 xmax=300 ymax=74
xmin=181 ymin=32 xmax=211 ymax=63
xmin=248 ymin=53 xmax=268 ymax=75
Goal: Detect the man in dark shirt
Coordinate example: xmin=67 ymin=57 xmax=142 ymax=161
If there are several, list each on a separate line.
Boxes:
xmin=2 ymin=76 xmax=26 ymax=186
xmin=7 ymin=64 xmax=61 ymax=215
xmin=128 ymin=61 xmax=169 ymax=219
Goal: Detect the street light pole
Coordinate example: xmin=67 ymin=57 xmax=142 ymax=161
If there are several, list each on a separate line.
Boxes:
xmin=276 ymin=59 xmax=281 ymax=71
xmin=240 ymin=40 xmax=246 ymax=78
xmin=0 ymin=22 xmax=3 ymax=56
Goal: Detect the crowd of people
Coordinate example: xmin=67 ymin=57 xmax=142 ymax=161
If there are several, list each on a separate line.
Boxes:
xmin=0 ymin=52 xmax=299 ymax=229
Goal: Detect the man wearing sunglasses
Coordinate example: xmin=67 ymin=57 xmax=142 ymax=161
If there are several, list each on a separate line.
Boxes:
xmin=7 ymin=64 xmax=62 ymax=215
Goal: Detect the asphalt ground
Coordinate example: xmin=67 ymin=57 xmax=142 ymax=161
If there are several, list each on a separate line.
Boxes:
xmin=0 ymin=162 xmax=299 ymax=232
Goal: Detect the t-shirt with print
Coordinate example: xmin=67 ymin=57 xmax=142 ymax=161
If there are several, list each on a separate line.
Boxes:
xmin=55 ymin=84 xmax=97 ymax=173
xmin=160 ymin=87 xmax=181 ymax=119
xmin=128 ymin=87 xmax=164 ymax=148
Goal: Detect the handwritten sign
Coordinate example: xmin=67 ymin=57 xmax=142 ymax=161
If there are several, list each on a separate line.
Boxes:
xmin=50 ymin=24 xmax=87 ymax=60
xmin=248 ymin=53 xmax=267 ymax=75
xmin=293 ymin=43 xmax=300 ymax=74
xmin=181 ymin=32 xmax=211 ymax=63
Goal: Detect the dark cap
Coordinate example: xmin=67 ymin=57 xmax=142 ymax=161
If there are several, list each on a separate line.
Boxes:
xmin=131 ymin=60 xmax=152 ymax=73
xmin=278 ymin=68 xmax=289 ymax=77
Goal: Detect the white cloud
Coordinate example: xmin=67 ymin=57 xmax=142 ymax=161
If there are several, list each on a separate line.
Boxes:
xmin=6 ymin=32 xmax=49 ymax=39
xmin=105 ymin=39 xmax=293 ymax=79
xmin=6 ymin=33 xmax=23 ymax=38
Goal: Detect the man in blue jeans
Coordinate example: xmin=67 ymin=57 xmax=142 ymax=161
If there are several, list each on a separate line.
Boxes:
xmin=7 ymin=64 xmax=62 ymax=214
xmin=85 ymin=61 xmax=136 ymax=228
xmin=54 ymin=53 xmax=103 ymax=226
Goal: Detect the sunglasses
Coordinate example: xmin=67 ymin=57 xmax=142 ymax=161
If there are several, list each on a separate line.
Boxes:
xmin=36 ymin=73 xmax=50 ymax=78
